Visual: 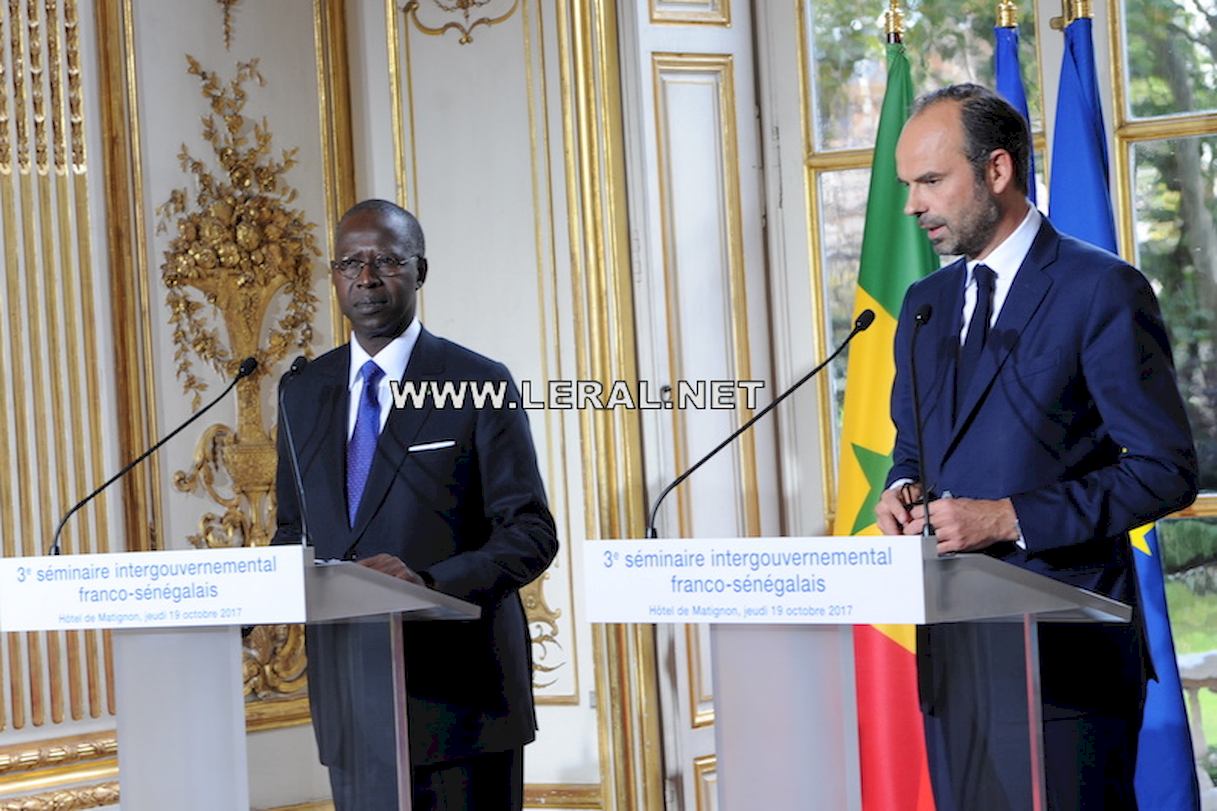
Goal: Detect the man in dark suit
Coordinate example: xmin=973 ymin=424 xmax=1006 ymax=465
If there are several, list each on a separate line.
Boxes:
xmin=273 ymin=199 xmax=559 ymax=810
xmin=875 ymin=85 xmax=1197 ymax=809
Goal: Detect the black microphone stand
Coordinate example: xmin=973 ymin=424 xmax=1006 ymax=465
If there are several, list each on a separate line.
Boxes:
xmin=645 ymin=309 xmax=876 ymax=538
xmin=910 ymin=304 xmax=936 ymax=539
xmin=48 ymin=357 xmax=259 ymax=556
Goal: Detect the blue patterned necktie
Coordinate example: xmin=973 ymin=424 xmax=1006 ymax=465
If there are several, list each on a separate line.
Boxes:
xmin=955 ymin=264 xmax=996 ymax=420
xmin=346 ymin=360 xmax=384 ymax=525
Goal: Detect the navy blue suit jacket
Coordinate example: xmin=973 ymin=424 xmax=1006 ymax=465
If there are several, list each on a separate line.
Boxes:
xmin=273 ymin=328 xmax=558 ymax=765
xmin=887 ymin=219 xmax=1197 ymax=714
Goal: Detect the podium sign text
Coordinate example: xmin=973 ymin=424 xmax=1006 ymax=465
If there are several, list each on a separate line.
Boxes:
xmin=0 ymin=546 xmax=307 ymax=631
xmin=584 ymin=536 xmax=926 ymax=624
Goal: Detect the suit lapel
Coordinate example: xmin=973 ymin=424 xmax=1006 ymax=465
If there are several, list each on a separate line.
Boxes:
xmin=319 ymin=372 xmax=350 ymax=543
xmin=349 ymin=328 xmax=444 ymax=540
xmin=926 ymin=261 xmax=966 ymax=464
xmin=945 ymin=221 xmax=1059 ymax=456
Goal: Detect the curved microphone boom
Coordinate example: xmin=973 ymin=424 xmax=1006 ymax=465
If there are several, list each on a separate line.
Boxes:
xmin=48 ymin=357 xmax=259 ymax=556
xmin=645 ymin=308 xmax=875 ymax=538
xmin=910 ymin=304 xmax=935 ymax=538
xmin=279 ymin=355 xmax=311 ymax=546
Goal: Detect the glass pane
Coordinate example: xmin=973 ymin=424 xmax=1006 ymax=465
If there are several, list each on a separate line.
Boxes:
xmin=1131 ymin=136 xmax=1217 ymax=493
xmin=810 ymin=0 xmax=1042 ymax=151
xmin=1157 ymin=516 xmax=1217 ymax=784
xmin=818 ymin=168 xmax=871 ymax=461
xmin=1122 ymin=0 xmax=1217 ymax=119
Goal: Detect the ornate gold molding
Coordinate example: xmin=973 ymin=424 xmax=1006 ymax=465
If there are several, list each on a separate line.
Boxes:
xmin=402 ymin=0 xmax=520 ymax=45
xmin=555 ymin=0 xmax=662 ymax=807
xmin=692 ymin=754 xmax=716 ymax=811
xmin=648 ymin=0 xmax=730 ymax=27
xmin=156 ymin=56 xmax=320 ymax=550
xmin=0 ymin=733 xmax=116 ymax=776
xmin=0 ymin=782 xmax=119 ymax=811
xmin=524 ymin=783 xmax=603 ymax=808
xmin=521 ymin=573 xmax=565 ymax=689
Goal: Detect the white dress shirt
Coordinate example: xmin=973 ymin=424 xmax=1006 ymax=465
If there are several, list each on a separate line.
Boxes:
xmin=959 ymin=203 xmax=1041 ymax=342
xmin=347 ymin=317 xmax=422 ymax=438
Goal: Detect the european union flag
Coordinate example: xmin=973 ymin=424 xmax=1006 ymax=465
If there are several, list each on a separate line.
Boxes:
xmin=994 ymin=25 xmax=1036 ymax=204
xmin=1132 ymin=525 xmax=1201 ymax=809
xmin=1048 ymin=17 xmax=1117 ymax=251
xmin=1049 ymin=17 xmax=1200 ymax=807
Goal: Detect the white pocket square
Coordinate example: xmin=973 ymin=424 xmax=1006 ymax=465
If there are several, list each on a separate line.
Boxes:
xmin=408 ymin=440 xmax=456 ymax=453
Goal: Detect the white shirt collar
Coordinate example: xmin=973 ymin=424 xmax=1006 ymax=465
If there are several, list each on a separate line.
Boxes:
xmin=965 ymin=202 xmax=1040 ymax=284
xmin=347 ymin=317 xmax=422 ymax=392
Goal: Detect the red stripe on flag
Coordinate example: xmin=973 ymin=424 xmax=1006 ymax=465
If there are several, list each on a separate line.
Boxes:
xmin=854 ymin=626 xmax=936 ymax=811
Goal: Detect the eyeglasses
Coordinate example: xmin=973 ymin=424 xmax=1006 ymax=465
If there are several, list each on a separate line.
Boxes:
xmin=330 ymin=254 xmax=421 ymax=279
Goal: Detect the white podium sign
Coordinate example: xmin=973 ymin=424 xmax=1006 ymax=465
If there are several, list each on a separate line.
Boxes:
xmin=583 ymin=536 xmax=926 ymax=624
xmin=0 ymin=546 xmax=307 ymax=631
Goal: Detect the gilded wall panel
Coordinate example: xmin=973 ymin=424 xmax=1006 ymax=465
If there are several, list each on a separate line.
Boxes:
xmin=0 ymin=0 xmax=116 ymax=760
xmin=386 ymin=0 xmax=579 ymax=707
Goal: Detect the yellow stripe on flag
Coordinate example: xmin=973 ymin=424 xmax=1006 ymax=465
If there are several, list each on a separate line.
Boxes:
xmin=1130 ymin=524 xmax=1151 ymax=556
xmin=870 ymin=623 xmax=917 ymax=654
xmin=834 ymin=288 xmax=897 ymax=537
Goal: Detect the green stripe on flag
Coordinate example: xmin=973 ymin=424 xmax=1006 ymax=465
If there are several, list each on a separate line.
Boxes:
xmin=856 ymin=44 xmax=939 ymax=320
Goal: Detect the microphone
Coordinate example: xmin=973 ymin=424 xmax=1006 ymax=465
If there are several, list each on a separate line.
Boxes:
xmin=48 ymin=357 xmax=259 ymax=556
xmin=909 ymin=304 xmax=935 ymax=538
xmin=279 ymin=355 xmax=311 ymax=546
xmin=645 ymin=308 xmax=876 ymax=538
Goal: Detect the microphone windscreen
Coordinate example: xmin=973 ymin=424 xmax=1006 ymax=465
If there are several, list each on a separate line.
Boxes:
xmin=289 ymin=355 xmax=309 ymax=375
xmin=237 ymin=357 xmax=259 ymax=378
xmin=914 ymin=303 xmax=933 ymax=325
xmin=855 ymin=308 xmax=876 ymax=331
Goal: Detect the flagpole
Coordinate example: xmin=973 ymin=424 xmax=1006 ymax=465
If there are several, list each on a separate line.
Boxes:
xmin=997 ymin=0 xmax=1018 ymax=29
xmin=884 ymin=0 xmax=904 ymax=44
xmin=1049 ymin=0 xmax=1092 ymax=31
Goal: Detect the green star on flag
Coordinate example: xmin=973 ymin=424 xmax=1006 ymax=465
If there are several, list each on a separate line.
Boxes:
xmin=849 ymin=443 xmax=894 ymax=534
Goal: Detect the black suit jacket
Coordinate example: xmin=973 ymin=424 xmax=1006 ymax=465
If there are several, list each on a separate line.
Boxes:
xmin=273 ymin=328 xmax=559 ymax=765
xmin=887 ymin=219 xmax=1198 ymax=716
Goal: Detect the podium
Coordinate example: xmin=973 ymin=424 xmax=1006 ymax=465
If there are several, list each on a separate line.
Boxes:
xmin=0 ymin=547 xmax=478 ymax=810
xmin=583 ymin=534 xmax=1130 ymax=811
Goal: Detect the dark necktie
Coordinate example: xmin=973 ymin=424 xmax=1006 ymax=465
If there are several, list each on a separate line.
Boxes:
xmin=346 ymin=360 xmax=384 ymax=525
xmin=955 ymin=264 xmax=996 ymax=418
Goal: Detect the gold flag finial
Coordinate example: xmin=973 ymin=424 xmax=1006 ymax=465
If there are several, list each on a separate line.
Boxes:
xmin=997 ymin=0 xmax=1019 ymax=28
xmin=884 ymin=0 xmax=905 ymax=42
xmin=1050 ymin=0 xmax=1092 ymax=30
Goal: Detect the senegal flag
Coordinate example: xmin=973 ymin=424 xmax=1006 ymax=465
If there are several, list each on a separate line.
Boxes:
xmin=831 ymin=42 xmax=938 ymax=811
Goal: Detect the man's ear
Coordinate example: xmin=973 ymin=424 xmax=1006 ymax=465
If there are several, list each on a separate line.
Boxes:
xmin=989 ymin=148 xmax=1016 ymax=195
xmin=416 ymin=257 xmax=429 ymax=288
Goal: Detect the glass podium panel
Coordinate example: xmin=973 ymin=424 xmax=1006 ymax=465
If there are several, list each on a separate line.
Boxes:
xmin=247 ymin=615 xmax=411 ymax=811
xmin=919 ymin=618 xmax=1044 ymax=811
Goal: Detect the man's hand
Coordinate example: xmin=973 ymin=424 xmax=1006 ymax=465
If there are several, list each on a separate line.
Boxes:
xmin=876 ymin=481 xmax=923 ymax=535
xmin=357 ymin=553 xmax=426 ymax=586
xmin=901 ymin=497 xmax=1019 ymax=554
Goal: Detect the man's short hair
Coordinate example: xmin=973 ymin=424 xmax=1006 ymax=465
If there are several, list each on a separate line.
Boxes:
xmin=337 ymin=199 xmax=426 ymax=257
xmin=911 ymin=84 xmax=1031 ymax=195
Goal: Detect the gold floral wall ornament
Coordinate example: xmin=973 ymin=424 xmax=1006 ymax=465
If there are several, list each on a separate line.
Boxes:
xmin=402 ymin=0 xmax=520 ymax=45
xmin=217 ymin=0 xmax=240 ymax=50
xmin=156 ymin=56 xmax=319 ymax=551
xmin=243 ymin=623 xmax=308 ymax=697
xmin=521 ymin=573 xmax=566 ymax=688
